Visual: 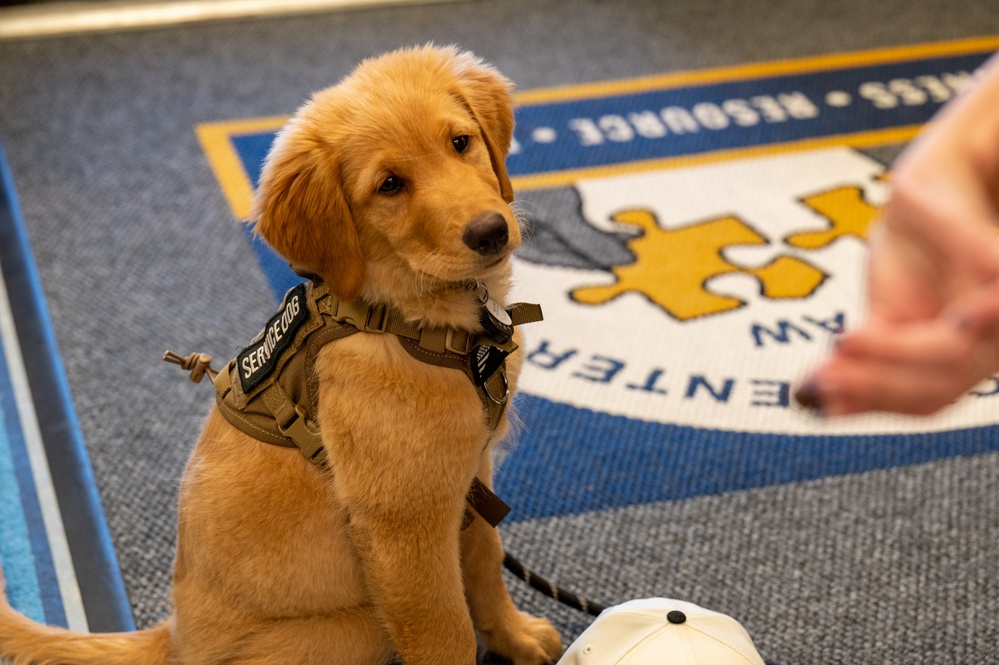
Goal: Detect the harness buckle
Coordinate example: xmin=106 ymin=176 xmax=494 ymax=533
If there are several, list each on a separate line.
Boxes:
xmin=334 ymin=300 xmax=388 ymax=334
xmin=276 ymin=404 xmax=325 ymax=464
xmin=364 ymin=304 xmax=389 ymax=333
xmin=445 ymin=328 xmax=472 ymax=355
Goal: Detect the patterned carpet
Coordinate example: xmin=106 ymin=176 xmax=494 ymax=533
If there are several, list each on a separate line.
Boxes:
xmin=0 ymin=2 xmax=997 ymax=662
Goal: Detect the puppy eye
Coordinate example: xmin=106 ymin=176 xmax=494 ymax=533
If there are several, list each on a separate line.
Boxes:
xmin=378 ymin=175 xmax=403 ymax=194
xmin=452 ymin=135 xmax=470 ymax=153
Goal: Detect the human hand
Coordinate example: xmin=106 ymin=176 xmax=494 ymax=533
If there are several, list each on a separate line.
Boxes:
xmin=795 ymin=53 xmax=999 ymax=416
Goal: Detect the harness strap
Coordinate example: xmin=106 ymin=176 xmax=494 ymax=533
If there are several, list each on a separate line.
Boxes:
xmin=508 ymin=302 xmax=544 ymax=327
xmin=315 ymin=286 xmax=542 ymax=354
xmin=213 ymin=361 xmax=300 ymax=449
xmin=259 ymin=383 xmax=328 ymax=467
xmin=466 ymin=476 xmax=511 ymax=527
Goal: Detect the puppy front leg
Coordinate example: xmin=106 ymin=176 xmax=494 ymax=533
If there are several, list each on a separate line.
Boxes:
xmin=316 ymin=340 xmax=487 ymax=663
xmin=461 ymin=465 xmax=562 ymax=664
xmin=349 ymin=501 xmax=477 ymax=664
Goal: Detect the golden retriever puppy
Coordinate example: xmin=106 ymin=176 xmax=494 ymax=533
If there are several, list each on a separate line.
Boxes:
xmin=0 ymin=44 xmax=562 ymax=665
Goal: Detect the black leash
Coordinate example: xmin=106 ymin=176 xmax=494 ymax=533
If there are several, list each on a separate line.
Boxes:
xmin=502 ymin=551 xmax=606 ymax=617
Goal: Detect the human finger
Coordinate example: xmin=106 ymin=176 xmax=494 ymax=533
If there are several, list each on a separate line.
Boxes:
xmin=796 ymin=320 xmax=987 ymax=416
xmin=796 ymin=342 xmax=982 ymax=417
xmin=830 ymin=316 xmax=975 ymax=371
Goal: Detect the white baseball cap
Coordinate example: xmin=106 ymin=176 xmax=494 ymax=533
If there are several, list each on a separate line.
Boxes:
xmin=556 ymin=598 xmax=767 ymax=665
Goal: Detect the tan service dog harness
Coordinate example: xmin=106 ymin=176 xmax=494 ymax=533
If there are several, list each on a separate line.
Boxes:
xmin=166 ymin=279 xmax=542 ymax=528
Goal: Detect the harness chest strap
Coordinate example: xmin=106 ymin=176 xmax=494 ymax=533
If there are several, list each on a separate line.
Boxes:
xmin=210 ymin=282 xmax=542 ymax=451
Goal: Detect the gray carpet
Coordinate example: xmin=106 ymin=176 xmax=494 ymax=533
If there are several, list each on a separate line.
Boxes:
xmin=1 ymin=1 xmax=998 ymax=662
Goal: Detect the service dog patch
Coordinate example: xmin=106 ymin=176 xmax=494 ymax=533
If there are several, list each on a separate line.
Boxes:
xmin=237 ymin=283 xmax=309 ymax=393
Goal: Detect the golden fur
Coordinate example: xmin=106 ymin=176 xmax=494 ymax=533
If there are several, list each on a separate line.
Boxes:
xmin=0 ymin=45 xmax=562 ymax=665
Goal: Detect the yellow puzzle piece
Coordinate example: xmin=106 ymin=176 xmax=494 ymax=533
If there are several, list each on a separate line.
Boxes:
xmin=785 ymin=185 xmax=880 ymax=250
xmin=572 ymin=209 xmax=827 ymax=321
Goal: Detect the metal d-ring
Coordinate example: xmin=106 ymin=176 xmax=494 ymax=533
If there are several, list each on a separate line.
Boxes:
xmin=483 ymin=368 xmax=509 ymax=405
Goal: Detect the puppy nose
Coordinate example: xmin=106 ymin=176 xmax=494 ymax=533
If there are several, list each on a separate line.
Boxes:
xmin=463 ymin=211 xmax=509 ymax=256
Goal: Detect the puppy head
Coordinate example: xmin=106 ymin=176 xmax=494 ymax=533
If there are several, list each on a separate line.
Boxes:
xmin=250 ymin=45 xmax=518 ymax=303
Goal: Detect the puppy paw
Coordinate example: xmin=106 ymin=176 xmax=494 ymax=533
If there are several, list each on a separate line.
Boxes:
xmin=484 ymin=611 xmax=562 ymax=665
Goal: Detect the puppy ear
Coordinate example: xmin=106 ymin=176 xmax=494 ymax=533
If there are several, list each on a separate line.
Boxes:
xmin=250 ymin=123 xmax=365 ymax=300
xmin=449 ymin=51 xmax=516 ymax=203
